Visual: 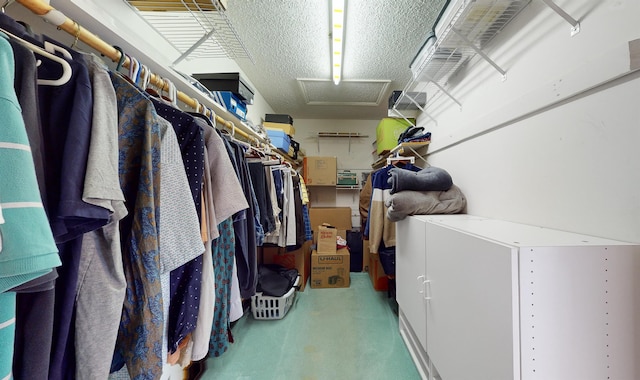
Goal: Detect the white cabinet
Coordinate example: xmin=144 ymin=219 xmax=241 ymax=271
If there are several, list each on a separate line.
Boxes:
xmin=396 ymin=215 xmax=640 ymax=380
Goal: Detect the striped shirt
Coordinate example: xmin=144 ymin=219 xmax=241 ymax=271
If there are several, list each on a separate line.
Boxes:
xmin=0 ymin=34 xmax=61 ymax=293
xmin=0 ymin=33 xmax=60 ymax=380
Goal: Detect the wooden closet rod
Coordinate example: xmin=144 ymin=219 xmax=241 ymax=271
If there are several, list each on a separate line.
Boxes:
xmin=14 ymin=0 xmax=259 ymax=143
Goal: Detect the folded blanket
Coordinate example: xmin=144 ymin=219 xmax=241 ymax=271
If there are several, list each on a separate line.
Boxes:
xmin=385 ymin=184 xmax=466 ymax=222
xmin=388 ymin=166 xmax=453 ymax=194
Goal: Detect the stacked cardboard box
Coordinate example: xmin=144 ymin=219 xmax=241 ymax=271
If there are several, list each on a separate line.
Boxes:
xmin=311 ymin=225 xmax=350 ymax=288
xmin=303 ymin=157 xmax=337 ymax=186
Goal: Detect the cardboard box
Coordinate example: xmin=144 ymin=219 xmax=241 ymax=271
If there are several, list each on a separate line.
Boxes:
xmin=309 ymin=207 xmax=352 ymax=233
xmin=376 ymin=118 xmax=415 ymax=154
xmin=264 ymin=121 xmax=295 ymax=137
xmin=261 ymin=240 xmax=312 ymax=291
xmin=368 ymin=252 xmax=389 ymax=291
xmin=362 ymin=239 xmax=371 ymax=273
xmin=266 ymin=129 xmax=290 ymax=153
xmin=303 ymin=156 xmax=337 ymax=186
xmin=311 ymin=248 xmax=350 ymax=288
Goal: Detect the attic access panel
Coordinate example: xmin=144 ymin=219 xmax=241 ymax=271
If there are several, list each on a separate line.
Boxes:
xmin=124 ymin=0 xmax=253 ymax=63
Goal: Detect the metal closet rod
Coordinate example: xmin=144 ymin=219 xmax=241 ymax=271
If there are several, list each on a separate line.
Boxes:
xmin=14 ymin=0 xmax=259 ymax=143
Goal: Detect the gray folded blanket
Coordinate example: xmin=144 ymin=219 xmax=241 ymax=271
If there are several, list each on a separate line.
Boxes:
xmin=385 ymin=184 xmax=466 ymax=222
xmin=388 ymin=166 xmax=453 ymax=194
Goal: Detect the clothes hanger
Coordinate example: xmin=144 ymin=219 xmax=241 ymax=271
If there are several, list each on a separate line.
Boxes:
xmin=387 ymin=155 xmax=415 ymax=167
xmin=0 ymin=27 xmax=72 ymax=86
xmin=1 ymin=0 xmax=15 ymax=13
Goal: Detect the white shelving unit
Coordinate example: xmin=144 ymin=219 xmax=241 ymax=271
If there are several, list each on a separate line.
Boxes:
xmin=392 ymin=0 xmax=531 ymax=125
xmin=124 ymin=0 xmax=253 ymax=65
xmin=317 ymin=132 xmax=368 ymax=153
xmin=391 ymin=0 xmax=583 ymax=126
xmin=397 ymin=215 xmax=640 ymax=380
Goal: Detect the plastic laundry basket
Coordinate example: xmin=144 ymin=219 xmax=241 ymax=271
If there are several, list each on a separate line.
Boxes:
xmin=251 ymin=276 xmax=300 ymax=320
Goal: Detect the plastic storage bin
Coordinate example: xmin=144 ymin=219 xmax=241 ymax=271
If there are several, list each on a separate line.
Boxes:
xmin=266 ymin=129 xmax=291 ymax=153
xmin=251 ymin=276 xmax=300 ymax=320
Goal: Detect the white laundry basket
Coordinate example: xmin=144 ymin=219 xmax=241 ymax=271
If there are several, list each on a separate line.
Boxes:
xmin=251 ymin=276 xmax=300 ymax=320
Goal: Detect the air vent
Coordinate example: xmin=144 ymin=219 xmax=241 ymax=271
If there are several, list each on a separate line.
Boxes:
xmin=297 ymin=79 xmax=391 ymax=106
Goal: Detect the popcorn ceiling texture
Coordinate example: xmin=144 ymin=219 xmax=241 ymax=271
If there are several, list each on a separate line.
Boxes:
xmin=222 ymin=0 xmax=447 ymax=120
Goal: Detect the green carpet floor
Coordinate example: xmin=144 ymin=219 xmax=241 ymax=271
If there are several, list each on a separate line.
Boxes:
xmin=202 ymin=273 xmax=420 ymax=380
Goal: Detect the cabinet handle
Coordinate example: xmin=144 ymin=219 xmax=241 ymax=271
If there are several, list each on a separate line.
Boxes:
xmin=417 ymin=275 xmax=425 ymax=294
xmin=423 ymin=279 xmax=431 ymax=301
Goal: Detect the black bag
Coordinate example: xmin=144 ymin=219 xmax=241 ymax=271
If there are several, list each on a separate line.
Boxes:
xmin=347 ymin=230 xmax=363 ymax=272
xmin=257 ymin=264 xmax=299 ymax=297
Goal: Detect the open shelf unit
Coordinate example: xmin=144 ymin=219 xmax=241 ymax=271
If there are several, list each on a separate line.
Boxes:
xmin=317 ymin=132 xmax=369 ymax=153
xmin=391 ymin=0 xmax=582 ymax=126
xmin=372 ymin=141 xmax=430 ymax=169
xmin=391 ymin=0 xmax=531 ymax=125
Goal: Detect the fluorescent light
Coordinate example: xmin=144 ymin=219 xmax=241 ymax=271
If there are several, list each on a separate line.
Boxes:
xmin=332 ymin=0 xmax=344 ymax=85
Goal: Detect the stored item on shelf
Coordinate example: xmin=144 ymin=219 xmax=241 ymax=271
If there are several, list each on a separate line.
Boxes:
xmin=251 ymin=276 xmax=300 ymax=319
xmin=388 ymin=90 xmax=427 ymax=110
xmin=266 ymin=129 xmax=291 ymax=153
xmin=303 ymin=156 xmax=337 ymax=186
xmin=290 ymin=139 xmax=300 ymax=159
xmin=265 ymin=113 xmax=294 ymax=125
xmin=192 ymin=72 xmax=254 ymax=104
xmin=410 ymin=32 xmax=436 ymax=78
xmin=337 ymin=170 xmax=357 ymax=186
xmin=311 ymin=248 xmax=350 ymax=289
xmin=376 ymin=118 xmax=415 ymax=154
xmin=309 ymin=207 xmax=352 ymax=233
xmin=263 ymin=121 xmax=295 ymax=137
xmin=214 ymin=91 xmax=247 ymax=121
xmin=290 ymin=139 xmax=300 ymax=152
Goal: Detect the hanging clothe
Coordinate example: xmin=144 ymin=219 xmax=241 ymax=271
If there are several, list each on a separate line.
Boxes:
xmin=0 ymin=31 xmax=61 ymax=379
xmin=74 ymin=54 xmax=128 ymax=380
xmin=223 ymin=137 xmax=259 ymax=299
xmin=4 ymin=31 xmax=58 ymax=380
xmin=365 ymin=163 xmax=420 ymax=254
xmin=150 ymin=99 xmax=206 ymax=357
xmin=108 ymin=72 xmax=163 ymax=380
xmin=209 ymin=218 xmax=236 ymax=357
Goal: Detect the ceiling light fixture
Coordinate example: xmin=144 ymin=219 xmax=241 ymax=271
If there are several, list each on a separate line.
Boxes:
xmin=331 ymin=0 xmax=345 ymax=85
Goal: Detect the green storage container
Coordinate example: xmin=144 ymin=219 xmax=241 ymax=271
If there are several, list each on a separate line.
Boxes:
xmin=376 ymin=118 xmax=415 ymax=154
xmin=337 ymin=170 xmax=358 ymax=186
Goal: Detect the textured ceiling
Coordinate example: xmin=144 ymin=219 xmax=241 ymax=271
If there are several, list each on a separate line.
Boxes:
xmin=222 ymin=0 xmax=447 ymax=120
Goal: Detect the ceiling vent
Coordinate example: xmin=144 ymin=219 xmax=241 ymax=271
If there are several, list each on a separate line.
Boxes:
xmin=297 ymin=79 xmax=391 ymax=106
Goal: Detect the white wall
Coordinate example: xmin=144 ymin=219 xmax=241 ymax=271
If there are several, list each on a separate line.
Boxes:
xmin=294 ymin=119 xmax=379 ymax=228
xmin=411 ymin=0 xmax=640 ymax=243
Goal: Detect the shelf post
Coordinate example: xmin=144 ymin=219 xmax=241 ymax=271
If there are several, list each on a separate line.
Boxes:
xmin=450 ymin=27 xmax=507 ymax=80
xmin=421 ymin=76 xmax=462 ymax=108
xmin=540 ymin=0 xmax=580 ymax=36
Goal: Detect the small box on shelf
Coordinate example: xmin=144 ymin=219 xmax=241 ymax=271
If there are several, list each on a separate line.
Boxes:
xmin=337 ymin=170 xmax=357 ymax=186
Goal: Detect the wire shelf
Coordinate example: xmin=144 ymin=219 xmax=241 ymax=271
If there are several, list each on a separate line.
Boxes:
xmin=124 ymin=0 xmax=253 ymax=64
xmin=394 ymin=0 xmax=531 ymax=124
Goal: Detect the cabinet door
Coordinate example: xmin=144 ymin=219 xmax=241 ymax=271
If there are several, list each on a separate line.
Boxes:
xmin=396 ymin=217 xmax=428 ymax=351
xmin=425 ymin=223 xmax=520 ymax=380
